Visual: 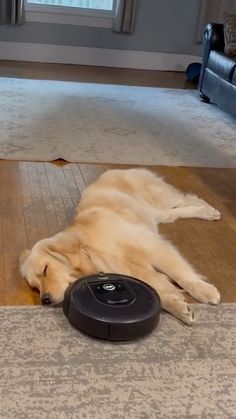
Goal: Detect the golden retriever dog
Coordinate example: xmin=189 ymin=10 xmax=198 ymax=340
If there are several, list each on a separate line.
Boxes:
xmin=20 ymin=168 xmax=221 ymax=324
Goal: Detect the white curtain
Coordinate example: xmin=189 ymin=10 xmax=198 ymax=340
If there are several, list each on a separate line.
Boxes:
xmin=0 ymin=0 xmax=25 ymax=25
xmin=113 ymin=0 xmax=139 ymax=34
xmin=196 ymin=0 xmax=236 ymax=42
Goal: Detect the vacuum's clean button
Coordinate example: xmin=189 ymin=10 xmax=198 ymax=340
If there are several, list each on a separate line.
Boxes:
xmin=103 ymin=284 xmax=116 ymax=291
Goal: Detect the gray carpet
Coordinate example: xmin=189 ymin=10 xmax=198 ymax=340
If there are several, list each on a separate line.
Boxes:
xmin=0 ymin=77 xmax=236 ymax=167
xmin=0 ymin=304 xmax=235 ymax=419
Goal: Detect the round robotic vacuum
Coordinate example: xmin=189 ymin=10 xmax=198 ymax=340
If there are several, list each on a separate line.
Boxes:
xmin=63 ymin=272 xmax=161 ymax=341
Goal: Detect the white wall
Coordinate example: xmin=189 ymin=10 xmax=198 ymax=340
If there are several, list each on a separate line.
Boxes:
xmin=0 ymin=0 xmax=203 ymax=55
xmin=196 ymin=0 xmax=236 ymax=42
xmin=0 ymin=0 xmax=205 ymax=69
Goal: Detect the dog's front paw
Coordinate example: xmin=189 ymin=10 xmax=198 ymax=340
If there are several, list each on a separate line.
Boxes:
xmin=165 ymin=300 xmax=196 ymax=325
xmin=181 ymin=304 xmax=196 ymax=325
xmin=192 ymin=282 xmax=220 ymax=305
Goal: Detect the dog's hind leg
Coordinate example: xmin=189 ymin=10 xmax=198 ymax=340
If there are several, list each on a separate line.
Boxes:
xmin=146 ymin=178 xmax=221 ymax=223
xmin=156 ymin=204 xmax=221 ymax=224
xmin=171 ymin=192 xmax=221 ymax=218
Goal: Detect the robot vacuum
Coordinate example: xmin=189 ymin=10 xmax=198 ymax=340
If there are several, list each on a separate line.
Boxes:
xmin=63 ymin=272 xmax=161 ymax=341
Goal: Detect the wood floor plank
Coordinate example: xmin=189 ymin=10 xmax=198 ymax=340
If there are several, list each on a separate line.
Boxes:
xmin=0 ymin=162 xmax=28 ymax=297
xmin=0 ymin=163 xmax=4 ymax=295
xmin=79 ymin=163 xmax=110 ymax=186
xmin=62 ymin=165 xmax=81 ymax=208
xmin=19 ymin=162 xmax=42 ymax=248
xmin=27 ymin=162 xmax=50 ymax=241
xmin=0 ymin=61 xmax=193 ymax=89
xmin=67 ymin=164 xmax=87 ymax=195
xmin=44 ymin=163 xmax=69 ymax=230
xmin=53 ymin=164 xmax=77 ymax=223
xmin=0 ymin=161 xmax=235 ymax=305
xmin=36 ymin=163 xmax=60 ymax=237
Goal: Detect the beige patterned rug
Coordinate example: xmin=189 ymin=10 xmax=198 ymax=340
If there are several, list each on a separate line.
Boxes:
xmin=0 ymin=77 xmax=236 ymax=167
xmin=0 ymin=304 xmax=235 ymax=419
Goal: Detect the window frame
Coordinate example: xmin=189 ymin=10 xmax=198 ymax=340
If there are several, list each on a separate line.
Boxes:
xmin=25 ymin=0 xmax=116 ymax=27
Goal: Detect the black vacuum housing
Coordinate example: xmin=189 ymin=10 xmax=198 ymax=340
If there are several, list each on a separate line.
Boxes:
xmin=63 ymin=273 xmax=161 ymax=341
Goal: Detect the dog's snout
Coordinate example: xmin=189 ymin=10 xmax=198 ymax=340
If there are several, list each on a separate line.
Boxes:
xmin=41 ymin=293 xmax=52 ymax=305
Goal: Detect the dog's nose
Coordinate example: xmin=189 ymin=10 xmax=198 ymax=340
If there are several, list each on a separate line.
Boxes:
xmin=41 ymin=293 xmax=52 ymax=305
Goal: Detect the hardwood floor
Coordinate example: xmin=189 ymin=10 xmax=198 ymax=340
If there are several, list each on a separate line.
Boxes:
xmin=0 ymin=161 xmax=235 ymax=305
xmin=0 ymin=60 xmax=195 ymax=88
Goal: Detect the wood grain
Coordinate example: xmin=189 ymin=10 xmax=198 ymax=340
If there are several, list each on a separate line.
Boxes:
xmin=0 ymin=161 xmax=235 ymax=305
xmin=0 ymin=60 xmax=194 ymax=89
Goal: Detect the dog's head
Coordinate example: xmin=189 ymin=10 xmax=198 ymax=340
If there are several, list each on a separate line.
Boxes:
xmin=20 ymin=235 xmax=92 ymax=305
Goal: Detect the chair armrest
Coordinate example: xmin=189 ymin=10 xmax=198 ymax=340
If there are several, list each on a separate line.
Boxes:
xmin=203 ymin=23 xmax=224 ymax=52
xmin=198 ymin=23 xmax=224 ymax=91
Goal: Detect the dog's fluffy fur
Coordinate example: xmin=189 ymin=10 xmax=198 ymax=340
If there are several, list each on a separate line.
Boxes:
xmin=20 ymin=168 xmax=221 ymax=324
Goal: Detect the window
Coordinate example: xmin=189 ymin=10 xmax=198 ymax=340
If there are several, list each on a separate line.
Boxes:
xmin=27 ymin=1 xmax=114 ymax=11
xmin=26 ymin=0 xmax=116 ymax=26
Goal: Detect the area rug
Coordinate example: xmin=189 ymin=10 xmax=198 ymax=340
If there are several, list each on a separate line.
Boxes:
xmin=0 ymin=304 xmax=235 ymax=419
xmin=0 ymin=77 xmax=235 ymax=167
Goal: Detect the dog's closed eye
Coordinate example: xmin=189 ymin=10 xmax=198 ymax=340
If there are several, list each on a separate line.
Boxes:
xmin=43 ymin=265 xmax=48 ymax=276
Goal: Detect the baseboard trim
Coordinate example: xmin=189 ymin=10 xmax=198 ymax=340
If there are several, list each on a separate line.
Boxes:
xmin=0 ymin=42 xmax=202 ymax=71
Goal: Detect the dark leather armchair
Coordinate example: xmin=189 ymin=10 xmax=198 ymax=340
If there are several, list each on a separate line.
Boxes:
xmin=198 ymin=23 xmax=236 ymax=116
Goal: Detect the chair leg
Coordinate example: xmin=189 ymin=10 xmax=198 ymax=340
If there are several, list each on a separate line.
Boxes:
xmin=199 ymin=92 xmax=210 ymax=103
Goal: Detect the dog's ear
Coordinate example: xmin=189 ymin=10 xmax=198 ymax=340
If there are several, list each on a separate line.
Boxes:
xmin=46 ymin=242 xmax=69 ymax=266
xmin=19 ymin=249 xmax=30 ymax=278
xmin=19 ymin=249 xmax=30 ymax=266
xmin=45 ymin=234 xmax=81 ymax=267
